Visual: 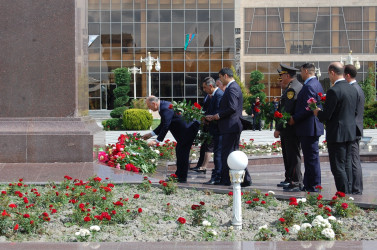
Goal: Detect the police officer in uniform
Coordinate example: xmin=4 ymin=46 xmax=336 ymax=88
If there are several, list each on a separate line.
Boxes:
xmin=274 ymin=64 xmax=303 ymax=192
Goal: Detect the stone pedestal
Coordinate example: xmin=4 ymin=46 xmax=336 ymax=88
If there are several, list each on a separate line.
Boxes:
xmin=0 ymin=0 xmax=102 ymax=163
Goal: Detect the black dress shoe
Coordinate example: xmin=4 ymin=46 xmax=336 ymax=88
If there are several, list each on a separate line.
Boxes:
xmin=203 ymin=180 xmax=216 ymax=185
xmin=283 ymin=186 xmax=302 ymax=192
xmin=277 ymin=181 xmax=290 ymax=187
xmin=193 ymin=167 xmax=207 ymax=174
xmin=190 ymin=166 xmax=201 ymax=171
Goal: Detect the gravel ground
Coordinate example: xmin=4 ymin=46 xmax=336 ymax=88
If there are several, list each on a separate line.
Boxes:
xmin=1 ymin=185 xmax=377 ymax=242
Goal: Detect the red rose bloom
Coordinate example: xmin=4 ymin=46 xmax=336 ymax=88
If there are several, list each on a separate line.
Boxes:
xmin=168 ymin=104 xmax=173 ymax=109
xmin=279 ymin=218 xmax=285 ymax=223
xmin=23 ymin=214 xmax=30 ymax=218
xmin=200 ymin=201 xmax=205 ymax=206
xmin=245 ymin=200 xmax=252 ymax=204
xmin=341 ymin=203 xmax=348 ymax=209
xmin=261 ymin=201 xmax=266 ymax=204
xmin=228 ymin=191 xmax=233 ymax=196
xmin=318 ymin=203 xmax=324 ymax=208
xmin=138 ymin=208 xmax=143 ymax=213
xmin=284 ymin=228 xmax=289 ymax=233
xmin=162 ymin=182 xmax=168 ymax=187
xmin=84 ymin=216 xmax=91 ymax=222
xmin=177 ymin=217 xmax=186 ymax=224
xmin=14 ymin=224 xmax=19 ymax=230
xmin=134 ymin=194 xmax=140 ymax=199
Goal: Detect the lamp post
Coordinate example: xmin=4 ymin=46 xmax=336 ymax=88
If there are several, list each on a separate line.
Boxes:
xmin=129 ymin=64 xmax=142 ymax=100
xmin=140 ymin=52 xmax=161 ymax=96
xmin=340 ymin=50 xmax=361 ymax=70
xmin=227 ymin=151 xmax=249 ymax=230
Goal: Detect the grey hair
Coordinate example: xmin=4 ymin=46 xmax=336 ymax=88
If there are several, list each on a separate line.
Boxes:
xmin=203 ymin=76 xmax=216 ymax=87
xmin=146 ymin=96 xmax=159 ymax=103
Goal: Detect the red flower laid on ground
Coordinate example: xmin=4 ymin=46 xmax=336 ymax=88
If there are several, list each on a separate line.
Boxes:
xmin=133 ymin=194 xmax=140 ymax=199
xmin=279 ymin=218 xmax=285 ymax=223
xmin=341 ymin=203 xmax=349 ymax=209
xmin=84 ymin=216 xmax=91 ymax=222
xmin=138 ymin=208 xmax=143 ymax=213
xmin=64 ymin=175 xmax=72 ymax=180
xmin=246 ymin=200 xmax=252 ymax=204
xmin=177 ymin=217 xmax=186 ymax=224
xmin=14 ymin=224 xmax=19 ymax=230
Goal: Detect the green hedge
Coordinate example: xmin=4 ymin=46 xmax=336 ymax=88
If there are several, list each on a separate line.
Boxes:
xmin=110 ymin=106 xmax=129 ymax=118
xmin=123 ymin=109 xmax=153 ymax=130
xmin=102 ymin=118 xmax=124 ymax=131
xmin=363 ymin=101 xmax=377 ymax=129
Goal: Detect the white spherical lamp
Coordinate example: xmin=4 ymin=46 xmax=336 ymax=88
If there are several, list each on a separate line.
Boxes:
xmin=227 ymin=151 xmax=248 ymax=170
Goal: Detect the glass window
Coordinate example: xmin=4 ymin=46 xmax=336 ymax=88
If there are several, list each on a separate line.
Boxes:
xmin=147 ymin=23 xmax=160 ymax=47
xmin=210 ymin=22 xmax=222 ymax=47
xmin=198 ymin=23 xmax=210 ymax=47
xmin=147 ymin=10 xmax=159 ymax=22
xmin=198 ymin=10 xmax=210 ymax=22
xmin=223 ymin=0 xmax=234 ymax=9
xmin=173 ymin=73 xmax=184 ymax=97
xmin=101 ymin=11 xmax=111 ymax=22
xmin=344 ymin=7 xmax=362 ymax=22
xmin=160 ymin=23 xmax=171 ymax=47
xmin=198 ymin=60 xmax=210 ymax=72
xmin=160 ymin=73 xmax=172 ymax=97
xmin=210 ymin=0 xmax=222 ymax=9
xmin=172 ymin=10 xmax=184 ymax=22
xmin=172 ymin=0 xmax=184 ymax=9
xmin=160 ymin=0 xmax=171 ymax=9
xmin=267 ymin=16 xmax=281 ymax=31
xmin=89 ymin=48 xmax=100 ymax=60
xmin=313 ymin=31 xmax=330 ymax=47
xmin=111 ymin=11 xmax=121 ymax=22
xmin=299 ymin=8 xmax=317 ymax=22
xmin=172 ymin=23 xmax=184 ymax=47
xmin=160 ymin=61 xmax=172 ymax=72
xmin=211 ymin=10 xmax=222 ymax=22
xmin=349 ymin=40 xmax=362 ymax=53
xmin=185 ymin=84 xmax=197 ymax=97
xmin=147 ymin=0 xmax=159 ymax=9
xmin=185 ymin=10 xmax=197 ymax=22
xmin=223 ymin=10 xmax=234 ymax=21
xmin=133 ymin=23 xmax=141 ymax=47
xmin=316 ymin=16 xmax=330 ymax=30
xmin=185 ymin=59 xmax=197 ymax=72
xmin=223 ymin=22 xmax=234 ymax=47
xmin=185 ymin=0 xmax=196 ymax=9
xmin=89 ymin=23 xmax=100 ymax=35
xmin=122 ymin=10 xmax=133 ymax=22
xmin=173 ymin=60 xmax=184 ymax=71
xmin=160 ymin=10 xmax=171 ymax=22
xmin=252 ymin=16 xmax=266 ymax=31
xmin=197 ymin=0 xmax=209 ymax=9
xmin=122 ymin=0 xmax=133 ymax=9
xmin=101 ymin=0 xmax=110 ymax=10
xmin=134 ymin=10 xmax=141 ymax=22
xmin=88 ymin=0 xmax=100 ymax=10
xmin=89 ymin=11 xmax=100 ymax=22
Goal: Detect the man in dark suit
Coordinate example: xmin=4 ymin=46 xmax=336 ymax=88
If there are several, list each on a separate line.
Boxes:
xmin=344 ymin=64 xmax=365 ymax=194
xmin=251 ymin=97 xmax=262 ymax=131
xmin=201 ymin=77 xmax=224 ymax=185
xmin=289 ymin=63 xmax=324 ymax=192
xmin=314 ymin=62 xmax=358 ymax=194
xmin=274 ymin=64 xmax=303 ymax=192
xmin=206 ymin=68 xmax=252 ymax=187
xmin=142 ymin=96 xmax=199 ymax=183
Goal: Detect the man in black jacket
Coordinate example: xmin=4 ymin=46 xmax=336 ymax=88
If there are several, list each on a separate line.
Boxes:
xmin=314 ymin=62 xmax=358 ymax=194
xmin=344 ymin=64 xmax=365 ymax=195
xmin=142 ymin=96 xmax=199 ymax=183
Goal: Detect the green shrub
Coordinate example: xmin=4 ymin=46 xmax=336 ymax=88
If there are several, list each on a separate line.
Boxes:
xmin=131 ymin=98 xmax=148 ymax=109
xmin=112 ymin=68 xmax=131 ymax=108
xmin=110 ymin=106 xmax=129 ymax=118
xmin=102 ymin=118 xmax=124 ymax=131
xmin=123 ymin=109 xmax=153 ymax=130
xmin=363 ymin=101 xmax=377 ymax=129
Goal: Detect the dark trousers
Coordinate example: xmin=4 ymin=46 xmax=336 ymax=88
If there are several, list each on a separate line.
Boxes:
xmin=281 ymin=134 xmax=302 ymax=186
xmin=220 ymin=133 xmax=251 ymax=185
xmin=175 ymin=122 xmax=200 ymax=181
xmin=252 ymin=115 xmax=261 ymax=130
xmin=328 ymin=141 xmax=353 ymax=194
xmin=351 ymin=138 xmax=363 ymax=194
xmin=299 ymin=136 xmax=321 ymax=191
xmin=196 ymin=142 xmax=206 ymax=168
xmin=210 ymin=134 xmax=222 ymax=182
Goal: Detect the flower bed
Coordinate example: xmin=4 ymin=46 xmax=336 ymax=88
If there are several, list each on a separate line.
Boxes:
xmin=1 ymin=177 xmax=376 ymax=242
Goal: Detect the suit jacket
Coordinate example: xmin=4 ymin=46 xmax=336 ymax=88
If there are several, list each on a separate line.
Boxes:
xmin=206 ymin=88 xmax=224 ymax=135
xmin=276 ymin=78 xmax=302 ymax=135
xmin=218 ymin=81 xmax=243 ymax=134
xmin=153 ymin=100 xmax=191 ymax=143
xmin=202 ymin=95 xmax=211 ymax=115
xmin=352 ymin=82 xmax=365 ymax=137
xmin=293 ymin=77 xmax=324 ymax=137
xmin=317 ymin=80 xmax=358 ymax=143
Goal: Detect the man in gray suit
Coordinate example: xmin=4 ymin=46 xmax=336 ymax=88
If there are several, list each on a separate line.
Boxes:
xmin=314 ymin=62 xmax=358 ymax=194
xmin=344 ymin=64 xmax=365 ymax=195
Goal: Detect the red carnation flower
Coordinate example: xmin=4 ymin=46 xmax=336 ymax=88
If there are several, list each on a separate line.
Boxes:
xmin=177 ymin=217 xmax=186 ymax=224
xmin=318 ymin=203 xmax=324 ymax=208
xmin=162 ymin=182 xmax=168 ymax=187
xmin=318 ymin=92 xmax=323 ymax=97
xmin=279 ymin=218 xmax=285 ymax=223
xmin=261 ymin=201 xmax=266 ymax=204
xmin=23 ymin=214 xmax=30 ymax=218
xmin=228 ymin=191 xmax=233 ymax=196
xmin=14 ymin=224 xmax=19 ymax=230
xmin=138 ymin=208 xmax=143 ymax=213
xmin=245 ymin=200 xmax=252 ymax=204
xmin=200 ymin=201 xmax=205 ymax=206
xmin=341 ymin=203 xmax=348 ymax=209
xmin=134 ymin=194 xmax=140 ymax=199
xmin=168 ymin=104 xmax=173 ymax=109
xmin=284 ymin=228 xmax=289 ymax=233
xmin=84 ymin=216 xmax=91 ymax=222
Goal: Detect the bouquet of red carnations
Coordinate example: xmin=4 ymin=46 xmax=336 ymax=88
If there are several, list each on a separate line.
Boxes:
xmin=273 ymin=111 xmax=291 ymax=128
xmin=169 ymin=100 xmax=204 ymax=123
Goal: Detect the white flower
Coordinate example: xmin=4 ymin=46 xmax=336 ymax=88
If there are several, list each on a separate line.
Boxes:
xmin=315 ymin=215 xmax=324 ymax=221
xmin=151 ymin=159 xmax=155 ymax=163
xmin=268 ymin=191 xmax=275 ymax=195
xmin=90 ymin=225 xmax=101 ymax=232
xmin=300 ymin=198 xmax=307 ymax=203
xmin=76 ymin=228 xmax=91 ymax=237
xmin=349 ymin=197 xmax=354 ymax=201
xmin=192 ymin=153 xmax=197 ymax=158
xmin=321 ymin=228 xmax=335 ymax=239
xmin=300 ymin=223 xmax=312 ymax=230
xmin=202 ymin=220 xmax=211 ymax=227
xmin=154 ymin=149 xmax=160 ymax=154
xmin=328 ymin=216 xmax=337 ymax=221
xmin=228 ymin=226 xmax=234 ymax=230
xmin=290 ymin=224 xmax=301 ymax=234
xmin=338 ymin=220 xmax=343 ymax=224
xmin=209 ymin=230 xmax=217 ymax=236
xmin=258 ymin=224 xmax=268 ymax=230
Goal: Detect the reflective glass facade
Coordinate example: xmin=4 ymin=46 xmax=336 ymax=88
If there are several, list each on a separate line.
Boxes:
xmin=242 ymin=5 xmax=377 ymax=101
xmin=88 ymin=0 xmax=235 ymax=110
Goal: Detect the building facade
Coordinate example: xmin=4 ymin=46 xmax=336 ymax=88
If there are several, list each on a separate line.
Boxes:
xmin=88 ymin=0 xmax=377 ymax=110
xmin=240 ymin=0 xmax=377 ymax=99
xmin=88 ymin=0 xmax=235 ymax=109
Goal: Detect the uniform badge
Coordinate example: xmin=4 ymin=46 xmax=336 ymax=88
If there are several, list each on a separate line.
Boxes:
xmin=287 ymin=91 xmax=294 ymax=99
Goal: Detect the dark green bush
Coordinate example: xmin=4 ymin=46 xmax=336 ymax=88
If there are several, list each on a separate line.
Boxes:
xmin=363 ymin=101 xmax=377 ymax=129
xmin=123 ymin=109 xmax=153 ymax=130
xmin=102 ymin=118 xmax=124 ymax=131
xmin=110 ymin=106 xmax=129 ymax=118
xmin=112 ymin=68 xmax=131 ymax=108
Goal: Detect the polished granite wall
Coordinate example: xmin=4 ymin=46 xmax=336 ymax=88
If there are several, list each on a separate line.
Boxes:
xmin=0 ymin=0 xmax=101 ymax=163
